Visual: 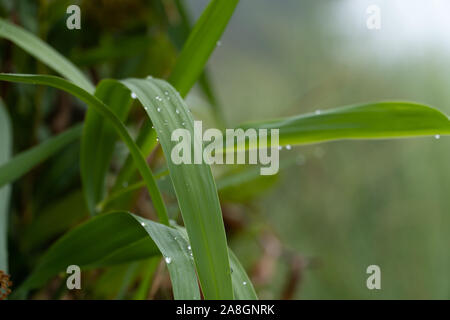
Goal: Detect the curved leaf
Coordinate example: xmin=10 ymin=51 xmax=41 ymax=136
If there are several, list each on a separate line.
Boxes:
xmin=0 ymin=73 xmax=169 ymax=225
xmin=121 ymin=78 xmax=233 ymax=299
xmin=229 ymin=250 xmax=257 ymax=300
xmin=0 ymin=18 xmax=94 ymax=93
xmin=239 ymin=102 xmax=450 ymax=146
xmin=16 ymin=212 xmax=200 ymax=300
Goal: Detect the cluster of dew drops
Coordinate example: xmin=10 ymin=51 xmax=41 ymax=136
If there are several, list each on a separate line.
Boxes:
xmin=130 ymin=81 xmax=190 ymax=143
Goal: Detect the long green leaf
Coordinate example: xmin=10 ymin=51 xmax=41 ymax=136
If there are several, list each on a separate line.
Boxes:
xmin=0 ymin=124 xmax=82 ymax=188
xmin=121 ymin=78 xmax=233 ymax=299
xmin=0 ymin=18 xmax=94 ymax=93
xmin=168 ymin=0 xmax=239 ymax=97
xmin=16 ymin=212 xmax=200 ymax=300
xmin=0 ymin=100 xmax=11 ymax=272
xmin=81 ymin=80 xmax=133 ymax=214
xmin=0 ymin=73 xmax=169 ymax=225
xmin=238 ymin=102 xmax=450 ymax=147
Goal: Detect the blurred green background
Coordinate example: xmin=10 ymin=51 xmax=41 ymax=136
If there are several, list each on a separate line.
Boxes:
xmin=1 ymin=0 xmax=450 ymax=299
xmin=199 ymin=0 xmax=450 ymax=299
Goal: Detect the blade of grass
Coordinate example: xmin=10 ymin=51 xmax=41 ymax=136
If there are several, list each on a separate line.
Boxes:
xmin=0 ymin=18 xmax=94 ymax=93
xmin=237 ymin=102 xmax=450 ymax=147
xmin=0 ymin=73 xmax=169 ymax=225
xmin=21 ymin=190 xmax=88 ymax=252
xmin=0 ymin=100 xmax=11 ymax=272
xmin=229 ymin=250 xmax=257 ymax=300
xmin=81 ymin=79 xmax=134 ymax=214
xmin=0 ymin=124 xmax=82 ymax=188
xmin=121 ymin=78 xmax=233 ymax=299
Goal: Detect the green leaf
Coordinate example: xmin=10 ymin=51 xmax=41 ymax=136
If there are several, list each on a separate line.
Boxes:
xmin=81 ymin=79 xmax=133 ymax=214
xmin=0 ymin=73 xmax=169 ymax=225
xmin=15 ymin=212 xmax=158 ymax=294
xmin=168 ymin=0 xmax=239 ymax=97
xmin=16 ymin=212 xmax=200 ymax=300
xmin=0 ymin=100 xmax=11 ymax=272
xmin=0 ymin=124 xmax=82 ymax=189
xmin=239 ymin=102 xmax=450 ymax=146
xmin=121 ymin=78 xmax=233 ymax=299
xmin=135 ymin=216 xmax=201 ymax=300
xmin=0 ymin=18 xmax=94 ymax=93
xmin=229 ymin=250 xmax=257 ymax=300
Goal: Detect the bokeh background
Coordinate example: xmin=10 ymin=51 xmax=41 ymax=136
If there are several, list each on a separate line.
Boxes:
xmin=1 ymin=0 xmax=450 ymax=299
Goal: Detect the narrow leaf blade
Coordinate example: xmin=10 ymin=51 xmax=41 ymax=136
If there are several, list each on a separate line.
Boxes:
xmin=240 ymin=102 xmax=450 ymax=146
xmin=0 ymin=18 xmax=94 ymax=93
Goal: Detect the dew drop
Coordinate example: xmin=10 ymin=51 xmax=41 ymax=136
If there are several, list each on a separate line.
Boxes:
xmin=140 ymin=222 xmax=146 ymax=227
xmin=157 ymin=107 xmax=161 ymax=112
xmin=165 ymin=257 xmax=172 ymax=264
xmin=243 ymin=281 xmax=247 ymax=286
xmin=131 ymin=92 xmax=137 ymax=99
xmin=435 ymin=134 xmax=441 ymax=140
xmin=187 ymin=246 xmax=191 ymax=251
xmin=164 ymin=91 xmax=169 ymax=96
xmin=176 ymin=109 xmax=180 ymax=114
xmin=216 ymin=40 xmax=222 ymax=47
xmin=286 ymin=145 xmax=292 ymax=150
xmin=315 ymin=110 xmax=321 ymax=115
